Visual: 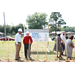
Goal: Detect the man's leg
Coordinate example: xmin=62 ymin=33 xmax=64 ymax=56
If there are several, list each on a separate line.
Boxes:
xmin=28 ymin=44 xmax=31 ymax=58
xmin=24 ymin=44 xmax=28 ymax=59
xmin=18 ymin=43 xmax=21 ymax=58
xmin=65 ymin=45 xmax=66 ymax=55
xmin=15 ymin=43 xmax=19 ymax=60
xmin=63 ymin=44 xmax=65 ymax=54
xmin=61 ymin=43 xmax=64 ymax=55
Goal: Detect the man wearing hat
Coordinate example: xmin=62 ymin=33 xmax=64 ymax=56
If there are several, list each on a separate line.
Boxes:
xmin=15 ymin=28 xmax=22 ymax=60
xmin=23 ymin=31 xmax=33 ymax=60
xmin=60 ymin=31 xmax=66 ymax=55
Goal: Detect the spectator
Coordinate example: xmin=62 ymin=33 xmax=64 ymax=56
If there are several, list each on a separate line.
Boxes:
xmin=15 ymin=28 xmax=22 ymax=60
xmin=60 ymin=32 xmax=66 ymax=55
xmin=66 ymin=35 xmax=74 ymax=60
xmin=23 ymin=31 xmax=33 ymax=60
xmin=53 ymin=33 xmax=63 ymax=58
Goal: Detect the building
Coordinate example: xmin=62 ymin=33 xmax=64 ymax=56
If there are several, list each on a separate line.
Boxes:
xmin=66 ymin=32 xmax=75 ymax=35
xmin=50 ymin=31 xmax=75 ymax=36
xmin=50 ymin=31 xmax=64 ymax=36
xmin=0 ymin=32 xmax=4 ymax=37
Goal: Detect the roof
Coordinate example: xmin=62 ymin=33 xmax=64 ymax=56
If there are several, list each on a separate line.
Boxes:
xmin=50 ymin=31 xmax=75 ymax=35
xmin=0 ymin=32 xmax=4 ymax=35
xmin=24 ymin=29 xmax=49 ymax=33
xmin=50 ymin=31 xmax=64 ymax=34
xmin=67 ymin=32 xmax=75 ymax=33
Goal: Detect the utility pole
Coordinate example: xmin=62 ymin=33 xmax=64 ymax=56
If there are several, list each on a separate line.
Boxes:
xmin=3 ymin=12 xmax=6 ymax=41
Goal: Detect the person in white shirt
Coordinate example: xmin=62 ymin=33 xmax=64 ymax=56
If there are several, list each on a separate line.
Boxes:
xmin=60 ymin=31 xmax=66 ymax=55
xmin=15 ymin=28 xmax=22 ymax=60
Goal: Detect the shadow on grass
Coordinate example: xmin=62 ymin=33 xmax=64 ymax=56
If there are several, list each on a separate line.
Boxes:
xmin=59 ymin=58 xmax=65 ymax=61
xmin=31 ymin=51 xmax=56 ymax=55
xmin=16 ymin=60 xmax=25 ymax=62
xmin=1 ymin=41 xmax=6 ymax=44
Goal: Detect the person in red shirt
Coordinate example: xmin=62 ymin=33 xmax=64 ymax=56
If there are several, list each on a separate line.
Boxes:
xmin=23 ymin=31 xmax=33 ymax=60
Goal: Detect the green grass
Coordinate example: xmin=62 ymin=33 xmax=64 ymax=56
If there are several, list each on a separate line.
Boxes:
xmin=49 ymin=36 xmax=55 ymax=38
xmin=0 ymin=40 xmax=75 ymax=62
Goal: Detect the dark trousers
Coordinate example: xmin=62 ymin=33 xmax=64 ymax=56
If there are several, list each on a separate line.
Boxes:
xmin=24 ymin=43 xmax=31 ymax=58
xmin=61 ymin=43 xmax=65 ymax=54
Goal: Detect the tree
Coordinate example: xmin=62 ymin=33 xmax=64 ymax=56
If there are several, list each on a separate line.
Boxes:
xmin=49 ymin=27 xmax=61 ymax=33
xmin=26 ymin=12 xmax=48 ymax=29
xmin=10 ymin=23 xmax=27 ymax=35
xmin=0 ymin=24 xmax=27 ymax=36
xmin=0 ymin=25 xmax=4 ymax=32
xmin=6 ymin=25 xmax=11 ymax=35
xmin=49 ymin=12 xmax=66 ymax=35
xmin=15 ymin=23 xmax=27 ymax=33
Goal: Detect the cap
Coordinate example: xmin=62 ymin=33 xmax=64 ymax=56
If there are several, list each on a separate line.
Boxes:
xmin=18 ymin=28 xmax=22 ymax=32
xmin=26 ymin=31 xmax=29 ymax=34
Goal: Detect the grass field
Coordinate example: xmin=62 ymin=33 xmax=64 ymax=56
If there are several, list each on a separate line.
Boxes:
xmin=0 ymin=40 xmax=75 ymax=62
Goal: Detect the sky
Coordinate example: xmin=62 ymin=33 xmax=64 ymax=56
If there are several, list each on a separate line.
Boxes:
xmin=0 ymin=12 xmax=75 ymax=27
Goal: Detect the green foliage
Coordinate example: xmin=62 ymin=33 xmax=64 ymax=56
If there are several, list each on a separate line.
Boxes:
xmin=0 ymin=23 xmax=27 ymax=35
xmin=63 ymin=26 xmax=75 ymax=32
xmin=0 ymin=25 xmax=4 ymax=32
xmin=49 ymin=12 xmax=66 ymax=34
xmin=49 ymin=27 xmax=61 ymax=33
xmin=49 ymin=26 xmax=75 ymax=33
xmin=26 ymin=12 xmax=48 ymax=29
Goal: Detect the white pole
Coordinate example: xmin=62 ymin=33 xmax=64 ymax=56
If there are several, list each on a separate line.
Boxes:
xmin=36 ymin=38 xmax=39 ymax=61
xmin=7 ymin=38 xmax=9 ymax=61
xmin=22 ymin=24 xmax=25 ymax=53
xmin=3 ymin=12 xmax=6 ymax=41
xmin=44 ymin=37 xmax=48 ymax=62
xmin=47 ymin=25 xmax=50 ymax=52
xmin=28 ymin=39 xmax=30 ymax=61
xmin=55 ymin=35 xmax=58 ymax=61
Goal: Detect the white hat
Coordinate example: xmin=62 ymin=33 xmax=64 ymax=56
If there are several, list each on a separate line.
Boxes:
xmin=26 ymin=31 xmax=29 ymax=34
xmin=18 ymin=28 xmax=22 ymax=32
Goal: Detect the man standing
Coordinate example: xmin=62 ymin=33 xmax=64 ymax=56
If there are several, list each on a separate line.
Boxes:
xmin=15 ymin=28 xmax=22 ymax=60
xmin=60 ymin=31 xmax=66 ymax=55
xmin=23 ymin=31 xmax=33 ymax=60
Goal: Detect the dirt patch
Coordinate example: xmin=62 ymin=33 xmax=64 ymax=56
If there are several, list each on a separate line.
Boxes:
xmin=0 ymin=60 xmax=17 ymax=62
xmin=0 ymin=60 xmax=75 ymax=62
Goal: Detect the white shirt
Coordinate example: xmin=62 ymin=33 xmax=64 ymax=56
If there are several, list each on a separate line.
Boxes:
xmin=15 ymin=33 xmax=22 ymax=44
xmin=60 ymin=34 xmax=65 ymax=43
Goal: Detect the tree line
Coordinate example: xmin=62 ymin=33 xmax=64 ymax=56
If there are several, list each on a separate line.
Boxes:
xmin=49 ymin=26 xmax=75 ymax=33
xmin=0 ymin=23 xmax=27 ymax=35
xmin=0 ymin=12 xmax=75 ymax=35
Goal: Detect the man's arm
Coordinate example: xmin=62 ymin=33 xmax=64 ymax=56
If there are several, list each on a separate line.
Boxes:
xmin=30 ymin=36 xmax=33 ymax=44
xmin=69 ymin=43 xmax=74 ymax=48
xmin=15 ymin=35 xmax=18 ymax=46
xmin=61 ymin=39 xmax=65 ymax=45
xmin=61 ymin=35 xmax=65 ymax=45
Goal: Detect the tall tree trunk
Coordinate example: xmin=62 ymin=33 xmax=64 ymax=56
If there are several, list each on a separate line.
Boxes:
xmin=44 ymin=25 xmax=45 ymax=29
xmin=55 ymin=24 xmax=56 ymax=36
xmin=55 ymin=21 xmax=57 ymax=36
